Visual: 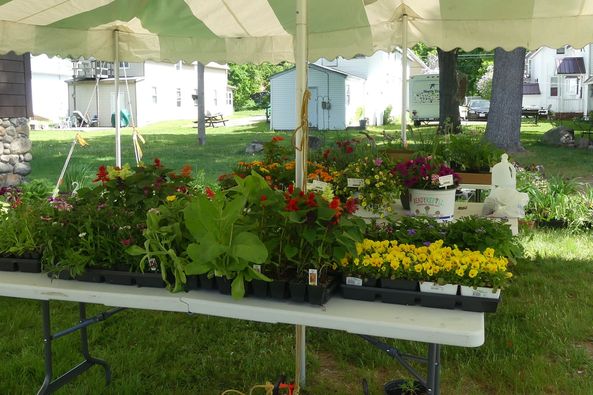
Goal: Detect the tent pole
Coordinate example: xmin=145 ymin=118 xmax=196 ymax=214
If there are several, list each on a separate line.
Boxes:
xmin=401 ymin=14 xmax=408 ymax=146
xmin=294 ymin=3 xmax=308 ymax=389
xmin=295 ymin=0 xmax=308 ymax=190
xmin=114 ymin=30 xmax=121 ymax=167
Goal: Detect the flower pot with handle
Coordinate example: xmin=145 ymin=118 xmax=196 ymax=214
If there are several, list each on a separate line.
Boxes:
xmin=409 ymin=188 xmax=456 ymax=222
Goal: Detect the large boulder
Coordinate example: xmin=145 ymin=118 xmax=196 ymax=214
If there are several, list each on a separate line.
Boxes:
xmin=0 ymin=173 xmax=22 ymax=187
xmin=245 ymin=141 xmax=264 ymax=154
xmin=542 ymin=126 xmax=574 ymax=146
xmin=13 ymin=162 xmax=31 ymax=176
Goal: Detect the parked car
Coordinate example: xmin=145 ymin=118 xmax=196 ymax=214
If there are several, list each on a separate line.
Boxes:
xmin=466 ymin=99 xmax=490 ymax=121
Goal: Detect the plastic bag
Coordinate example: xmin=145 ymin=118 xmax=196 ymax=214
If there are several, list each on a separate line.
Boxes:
xmin=482 ymin=187 xmax=529 ymax=218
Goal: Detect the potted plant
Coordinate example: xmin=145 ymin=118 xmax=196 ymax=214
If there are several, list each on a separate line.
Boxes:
xmin=447 ymin=133 xmax=503 ymax=185
xmin=392 ymin=156 xmax=459 ymax=222
xmin=333 ymin=156 xmax=401 ymax=217
xmin=384 ymin=378 xmax=428 ymax=395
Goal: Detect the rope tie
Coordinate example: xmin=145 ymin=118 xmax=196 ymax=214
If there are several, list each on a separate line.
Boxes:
xmin=132 ymin=128 xmax=145 ymax=164
xmin=291 ymin=89 xmax=311 ymax=152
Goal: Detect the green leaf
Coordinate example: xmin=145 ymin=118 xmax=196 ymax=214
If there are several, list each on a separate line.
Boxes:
xmin=187 ymin=240 xmax=226 ymax=265
xmin=184 ymin=258 xmax=212 ymax=275
xmin=230 ymin=231 xmax=268 ymax=264
xmin=184 ymin=195 xmax=220 ymax=240
xmin=231 ymin=273 xmax=245 ymax=299
xmin=126 ymin=245 xmax=146 ymax=256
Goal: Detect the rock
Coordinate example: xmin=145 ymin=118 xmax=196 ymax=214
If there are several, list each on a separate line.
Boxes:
xmin=8 ymin=155 xmax=19 ymax=165
xmin=576 ymin=137 xmax=590 ymax=149
xmin=4 ymin=135 xmax=13 ymax=143
xmin=3 ymin=143 xmax=9 ymax=148
xmin=308 ymin=136 xmax=322 ymax=150
xmin=0 ymin=126 xmax=4 ymax=136
xmin=1 ymin=120 xmax=10 ymax=128
xmin=245 ymin=141 xmax=264 ymax=154
xmin=9 ymin=137 xmax=32 ymax=154
xmin=5 ymin=126 xmax=16 ymax=136
xmin=3 ymin=149 xmax=10 ymax=154
xmin=15 ymin=123 xmax=30 ymax=137
xmin=0 ymin=162 xmax=13 ymax=173
xmin=23 ymin=152 xmax=32 ymax=161
xmin=13 ymin=162 xmax=31 ymax=176
xmin=0 ymin=155 xmax=9 ymax=162
xmin=0 ymin=173 xmax=23 ymax=187
xmin=542 ymin=126 xmax=574 ymax=146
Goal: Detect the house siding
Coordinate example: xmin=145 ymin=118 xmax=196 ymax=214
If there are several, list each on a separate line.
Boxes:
xmin=0 ymin=53 xmax=32 ymax=118
xmin=270 ymin=66 xmax=348 ymax=131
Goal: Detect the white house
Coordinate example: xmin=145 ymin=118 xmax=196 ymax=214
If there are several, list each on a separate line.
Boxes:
xmin=269 ymin=50 xmax=427 ymax=131
xmin=30 ymin=55 xmax=72 ymax=124
xmin=65 ymin=60 xmax=233 ymax=127
xmin=523 ymin=45 xmax=593 ymax=117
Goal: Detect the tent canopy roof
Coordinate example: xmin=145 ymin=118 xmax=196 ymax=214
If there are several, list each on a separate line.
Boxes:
xmin=2 ymin=1 xmax=593 ymax=63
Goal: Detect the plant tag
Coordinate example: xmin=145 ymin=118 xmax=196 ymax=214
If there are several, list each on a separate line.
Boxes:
xmin=346 ymin=276 xmax=363 ymax=286
xmin=308 ymin=269 xmax=318 ymax=286
xmin=347 ymin=178 xmax=364 ymax=188
xmin=309 ymin=179 xmax=330 ymax=191
xmin=438 ymin=174 xmax=454 ymax=188
xmin=253 ymin=264 xmax=261 ymax=273
xmin=148 ymin=257 xmax=158 ymax=272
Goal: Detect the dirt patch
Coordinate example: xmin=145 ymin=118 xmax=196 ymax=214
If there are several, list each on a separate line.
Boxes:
xmin=313 ymin=351 xmax=361 ymax=393
xmin=577 ymin=340 xmax=593 ymax=359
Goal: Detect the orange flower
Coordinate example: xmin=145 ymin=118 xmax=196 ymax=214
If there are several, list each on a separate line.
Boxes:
xmin=181 ymin=164 xmax=192 ymax=178
xmin=272 ymin=136 xmax=285 ymax=142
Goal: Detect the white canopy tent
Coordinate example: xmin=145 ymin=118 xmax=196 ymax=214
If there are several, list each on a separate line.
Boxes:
xmin=3 ymin=0 xmax=593 ymax=384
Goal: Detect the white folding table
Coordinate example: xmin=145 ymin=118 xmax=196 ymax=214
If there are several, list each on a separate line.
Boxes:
xmin=0 ymin=272 xmax=484 ymax=394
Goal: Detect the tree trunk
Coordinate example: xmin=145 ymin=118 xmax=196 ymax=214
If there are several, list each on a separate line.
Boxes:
xmin=437 ymin=48 xmax=461 ymax=133
xmin=485 ymin=47 xmax=526 ymax=152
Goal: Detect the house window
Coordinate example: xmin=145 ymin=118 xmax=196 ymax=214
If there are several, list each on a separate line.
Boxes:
xmin=119 ymin=62 xmax=129 ymax=69
xmin=566 ymin=77 xmax=580 ymax=97
xmin=214 ymin=89 xmax=218 ymax=106
xmin=550 ymin=77 xmax=559 ymax=96
xmin=175 ymin=61 xmax=182 ymax=71
xmin=226 ymin=91 xmax=233 ymax=106
xmin=152 ymin=87 xmax=157 ymax=104
xmin=176 ymin=88 xmax=182 ymax=107
xmin=556 ymin=47 xmax=566 ymax=55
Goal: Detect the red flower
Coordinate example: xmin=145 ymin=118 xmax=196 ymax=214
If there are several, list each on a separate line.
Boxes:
xmin=168 ymin=172 xmax=177 ymax=179
xmin=205 ymin=187 xmax=215 ymax=199
xmin=272 ymin=136 xmax=285 ymax=142
xmin=285 ymin=198 xmax=299 ymax=211
xmin=154 ymin=158 xmax=163 ymax=169
xmin=306 ymin=192 xmax=317 ymax=208
xmin=92 ymin=165 xmax=110 ymax=185
xmin=329 ymin=197 xmax=340 ymax=210
xmin=345 ymin=198 xmax=358 ymax=214
xmin=121 ymin=238 xmax=132 ymax=246
xmin=323 ymin=149 xmax=330 ymax=159
xmin=287 ymin=183 xmax=294 ymax=195
xmin=260 ymin=195 xmax=268 ymax=202
xmin=345 ymin=146 xmax=353 ymax=154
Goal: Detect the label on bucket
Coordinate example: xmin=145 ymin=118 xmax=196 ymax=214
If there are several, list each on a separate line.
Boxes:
xmin=345 ymin=276 xmax=363 ymax=286
xmin=308 ymin=269 xmax=318 ymax=286
xmin=347 ymin=178 xmax=364 ymax=188
xmin=438 ymin=174 xmax=454 ymax=188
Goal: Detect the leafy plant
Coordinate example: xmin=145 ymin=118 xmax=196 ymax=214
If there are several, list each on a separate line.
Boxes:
xmin=183 ymin=183 xmax=269 ymax=299
xmin=392 ymin=156 xmax=459 ymax=190
xmin=448 ymin=132 xmax=503 ymax=172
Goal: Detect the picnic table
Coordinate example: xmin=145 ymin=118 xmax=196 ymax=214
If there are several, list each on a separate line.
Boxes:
xmin=0 ymin=272 xmax=485 ymax=394
xmin=205 ymin=113 xmax=228 ymax=127
xmin=521 ymin=108 xmax=540 ymax=125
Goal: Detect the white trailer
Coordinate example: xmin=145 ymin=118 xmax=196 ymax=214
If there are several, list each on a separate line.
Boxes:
xmin=409 ymin=74 xmax=439 ymax=126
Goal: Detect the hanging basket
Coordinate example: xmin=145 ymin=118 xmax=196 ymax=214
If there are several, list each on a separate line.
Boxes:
xmin=409 ymin=188 xmax=456 ymax=222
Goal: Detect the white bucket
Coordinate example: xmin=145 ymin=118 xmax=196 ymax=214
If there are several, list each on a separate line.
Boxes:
xmin=409 ymin=188 xmax=456 ymax=222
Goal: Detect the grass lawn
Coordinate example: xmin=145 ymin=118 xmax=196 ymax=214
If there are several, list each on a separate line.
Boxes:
xmin=3 ymin=116 xmax=591 ymax=393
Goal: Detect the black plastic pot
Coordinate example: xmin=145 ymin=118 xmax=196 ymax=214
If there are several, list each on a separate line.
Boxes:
xmin=269 ymin=280 xmax=289 ymax=299
xmin=75 ymin=269 xmax=105 ymax=283
xmin=0 ymin=259 xmax=17 ymax=272
xmin=380 ymin=288 xmax=418 ymax=306
xmin=102 ymin=269 xmax=136 ymax=285
xmin=216 ymin=276 xmax=232 ymax=295
xmin=134 ymin=272 xmax=167 ymax=288
xmin=341 ymin=285 xmax=378 ymax=302
xmin=419 ymin=293 xmax=456 ymax=309
xmin=381 ymin=279 xmax=418 ymax=291
xmin=384 ymin=379 xmax=428 ymax=395
xmin=460 ymin=296 xmax=500 ymax=313
xmin=0 ymin=256 xmax=41 ymax=273
xmin=185 ymin=275 xmax=200 ymax=290
xmin=288 ymin=282 xmax=307 ymax=303
xmin=251 ymin=279 xmax=269 ymax=298
xmin=199 ymin=274 xmax=217 ymax=290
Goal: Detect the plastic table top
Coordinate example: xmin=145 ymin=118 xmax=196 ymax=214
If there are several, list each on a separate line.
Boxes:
xmin=0 ymin=272 xmax=484 ymax=348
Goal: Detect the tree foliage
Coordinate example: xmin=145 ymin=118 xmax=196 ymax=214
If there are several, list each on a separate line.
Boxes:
xmin=476 ymin=63 xmax=494 ymax=99
xmin=228 ymin=62 xmax=293 ymax=110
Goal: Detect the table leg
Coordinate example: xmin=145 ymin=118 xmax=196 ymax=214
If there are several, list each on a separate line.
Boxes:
xmin=427 ymin=343 xmax=441 ymax=395
xmin=295 ymin=324 xmax=306 ymax=388
xmin=36 ymin=301 xmax=124 ymax=394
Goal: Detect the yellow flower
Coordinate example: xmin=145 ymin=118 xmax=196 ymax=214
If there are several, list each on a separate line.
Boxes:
xmin=469 ymin=269 xmax=478 ymax=278
xmin=414 ymin=264 xmax=423 ymax=273
xmin=166 ymin=195 xmax=177 ymax=202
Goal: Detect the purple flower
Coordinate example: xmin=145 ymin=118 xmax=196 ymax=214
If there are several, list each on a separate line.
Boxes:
xmin=407 ymin=228 xmax=416 ymax=236
xmin=423 ymin=241 xmax=431 ymax=246
xmin=374 ymin=158 xmax=383 ymax=166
